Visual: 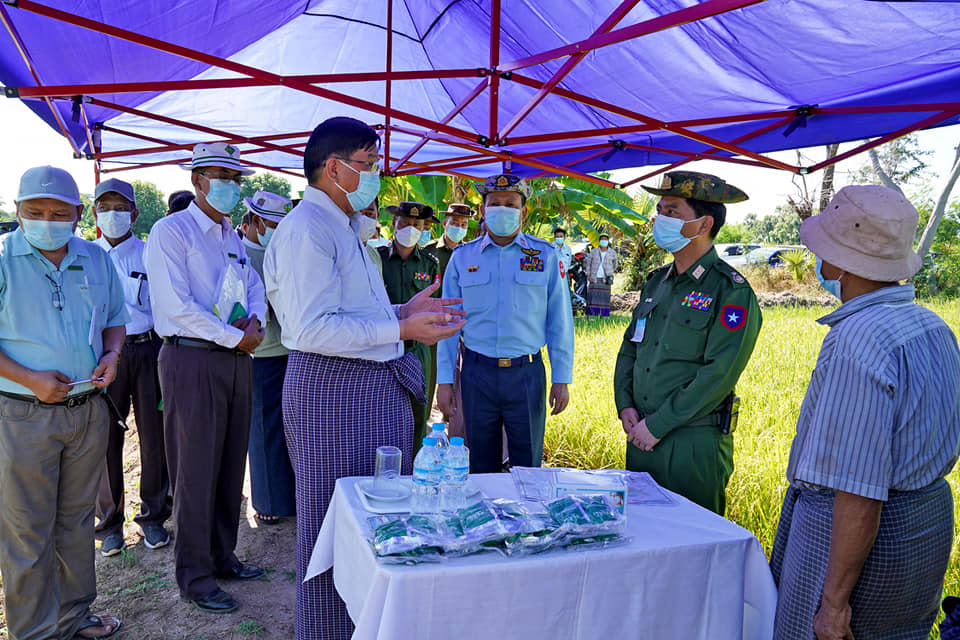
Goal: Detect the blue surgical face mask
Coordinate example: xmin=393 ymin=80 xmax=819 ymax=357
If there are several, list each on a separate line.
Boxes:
xmin=599 ymin=239 xmax=609 ymax=248
xmin=445 ymin=225 xmax=467 ymax=244
xmin=203 ymin=178 xmax=241 ymax=214
xmin=652 ymin=214 xmax=702 ymax=253
xmin=417 ymin=229 xmax=433 ymax=247
xmin=96 ymin=209 xmax=132 ymax=239
xmin=19 ymin=218 xmax=76 ymax=251
xmin=484 ymin=206 xmax=521 ymax=237
xmin=554 ymin=236 xmax=565 ymax=246
xmin=815 ymin=256 xmax=844 ymax=300
xmin=336 ymin=160 xmax=381 ymax=211
xmin=257 ymin=224 xmax=275 ymax=247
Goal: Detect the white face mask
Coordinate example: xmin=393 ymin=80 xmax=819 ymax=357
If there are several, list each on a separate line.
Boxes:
xmin=96 ymin=209 xmax=132 ymax=239
xmin=394 ymin=225 xmax=421 ymax=248
xmin=353 ymin=214 xmax=378 ymax=241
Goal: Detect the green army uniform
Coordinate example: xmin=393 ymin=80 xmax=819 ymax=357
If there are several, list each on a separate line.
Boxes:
xmin=423 ymin=236 xmax=455 ymax=276
xmin=614 ymin=170 xmax=760 ymax=515
xmin=378 ymin=228 xmax=440 ymax=452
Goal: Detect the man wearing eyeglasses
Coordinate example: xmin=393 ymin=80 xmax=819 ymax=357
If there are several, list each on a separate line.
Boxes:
xmin=0 ymin=166 xmax=127 ymax=640
xmin=144 ymin=142 xmax=267 ymax=614
xmin=264 ymin=117 xmax=465 ymax=640
xmin=91 ymin=178 xmax=171 ymax=559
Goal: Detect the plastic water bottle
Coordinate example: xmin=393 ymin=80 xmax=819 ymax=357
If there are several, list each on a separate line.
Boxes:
xmin=430 ymin=423 xmax=450 ymax=451
xmin=411 ymin=437 xmax=442 ymax=514
xmin=440 ymin=437 xmax=470 ymax=512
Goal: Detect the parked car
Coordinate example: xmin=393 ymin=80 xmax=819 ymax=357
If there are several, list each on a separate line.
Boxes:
xmin=743 ymin=246 xmax=804 ymax=267
xmin=716 ymin=243 xmax=762 ymax=268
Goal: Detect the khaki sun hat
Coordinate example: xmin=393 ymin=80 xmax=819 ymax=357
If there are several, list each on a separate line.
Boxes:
xmin=799 ymin=184 xmax=922 ymax=282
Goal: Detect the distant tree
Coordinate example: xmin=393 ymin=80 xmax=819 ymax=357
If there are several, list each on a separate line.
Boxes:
xmin=851 ymin=133 xmax=932 ymax=194
xmin=78 ymin=193 xmax=97 ymax=241
xmin=715 ymin=223 xmax=748 ymax=244
xmin=131 ymin=180 xmax=166 ymax=238
xmin=742 ymin=207 xmax=801 ymax=245
xmin=0 ymin=198 xmax=13 ymax=221
xmin=229 ymin=173 xmax=292 ymax=225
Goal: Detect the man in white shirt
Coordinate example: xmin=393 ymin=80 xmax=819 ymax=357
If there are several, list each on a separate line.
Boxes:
xmin=264 ymin=116 xmax=465 ymax=640
xmin=144 ymin=142 xmax=266 ymax=614
xmin=92 ymin=178 xmax=171 ymax=558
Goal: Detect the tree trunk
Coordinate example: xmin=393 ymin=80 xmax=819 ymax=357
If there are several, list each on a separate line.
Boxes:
xmin=916 ymin=141 xmax=960 ymax=258
xmin=819 ymin=143 xmax=840 ymax=213
xmin=869 ymin=146 xmax=905 ymax=196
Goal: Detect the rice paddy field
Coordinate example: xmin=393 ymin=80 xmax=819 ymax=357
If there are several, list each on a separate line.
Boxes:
xmin=543 ymin=301 xmax=960 ymax=637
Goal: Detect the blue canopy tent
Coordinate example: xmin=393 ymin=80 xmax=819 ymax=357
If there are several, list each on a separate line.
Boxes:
xmin=1 ymin=0 xmax=959 ymax=187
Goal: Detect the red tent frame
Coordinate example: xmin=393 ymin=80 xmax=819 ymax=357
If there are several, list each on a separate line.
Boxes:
xmin=3 ymin=0 xmax=960 ymax=187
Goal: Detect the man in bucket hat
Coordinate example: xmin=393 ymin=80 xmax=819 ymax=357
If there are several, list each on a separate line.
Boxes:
xmin=770 ymin=185 xmax=960 ymax=640
xmin=241 ymin=190 xmax=296 ymax=525
xmin=145 ymin=142 xmax=267 ymax=613
xmin=614 ymin=170 xmax=760 ymax=515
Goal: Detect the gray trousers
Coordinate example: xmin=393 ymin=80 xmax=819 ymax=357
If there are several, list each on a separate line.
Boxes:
xmin=0 ymin=394 xmax=108 ymax=640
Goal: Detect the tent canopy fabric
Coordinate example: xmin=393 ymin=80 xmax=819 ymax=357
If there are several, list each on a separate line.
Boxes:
xmin=1 ymin=0 xmax=960 ymax=186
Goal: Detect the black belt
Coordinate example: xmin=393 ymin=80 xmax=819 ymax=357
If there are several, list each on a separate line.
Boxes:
xmin=164 ymin=336 xmax=245 ymax=355
xmin=465 ymin=348 xmax=542 ymax=369
xmin=125 ymin=330 xmax=156 ymax=345
xmin=0 ymin=389 xmax=100 ymax=408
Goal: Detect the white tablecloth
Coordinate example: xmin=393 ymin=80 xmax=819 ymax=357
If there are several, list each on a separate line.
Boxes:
xmin=307 ymin=474 xmax=777 ymax=640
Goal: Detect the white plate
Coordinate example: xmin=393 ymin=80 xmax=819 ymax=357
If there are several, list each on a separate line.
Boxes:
xmin=357 ymin=479 xmax=411 ymax=503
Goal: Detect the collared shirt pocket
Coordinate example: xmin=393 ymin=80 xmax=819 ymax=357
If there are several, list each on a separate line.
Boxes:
xmin=123 ymin=274 xmax=149 ymax=309
xmin=513 ymin=269 xmax=547 ymax=311
xmin=459 ymin=269 xmax=490 ymax=313
xmin=663 ymin=302 xmax=713 ymax=358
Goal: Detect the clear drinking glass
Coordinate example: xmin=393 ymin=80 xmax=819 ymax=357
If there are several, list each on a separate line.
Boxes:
xmin=373 ymin=446 xmax=403 ymax=497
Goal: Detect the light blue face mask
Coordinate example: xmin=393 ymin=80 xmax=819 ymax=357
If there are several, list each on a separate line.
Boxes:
xmin=336 ymin=160 xmax=381 ymax=211
xmin=484 ymin=206 xmax=521 ymax=237
xmin=554 ymin=236 xmax=565 ymax=246
xmin=652 ymin=214 xmax=702 ymax=253
xmin=19 ymin=218 xmax=75 ymax=251
xmin=815 ymin=256 xmax=843 ymax=300
xmin=599 ymin=239 xmax=609 ymax=248
xmin=417 ymin=229 xmax=433 ymax=247
xmin=445 ymin=224 xmax=467 ymax=243
xmin=204 ymin=178 xmax=241 ymax=214
xmin=257 ymin=224 xmax=275 ymax=247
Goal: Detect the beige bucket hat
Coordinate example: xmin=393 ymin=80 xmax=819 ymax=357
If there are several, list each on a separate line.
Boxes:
xmin=799 ymin=184 xmax=922 ymax=282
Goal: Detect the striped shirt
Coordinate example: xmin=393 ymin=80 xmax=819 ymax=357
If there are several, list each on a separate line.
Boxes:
xmin=786 ymin=285 xmax=960 ymax=501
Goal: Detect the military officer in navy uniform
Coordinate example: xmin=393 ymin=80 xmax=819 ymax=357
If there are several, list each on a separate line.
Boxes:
xmin=437 ymin=175 xmax=574 ymax=472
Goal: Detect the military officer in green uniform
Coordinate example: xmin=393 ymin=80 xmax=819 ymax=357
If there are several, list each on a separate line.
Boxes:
xmin=613 ymin=171 xmax=762 ymax=515
xmin=378 ymin=201 xmax=441 ymax=450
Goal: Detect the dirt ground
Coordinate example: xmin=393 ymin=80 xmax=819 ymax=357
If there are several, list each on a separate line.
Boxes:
xmin=0 ymin=414 xmax=297 ymax=640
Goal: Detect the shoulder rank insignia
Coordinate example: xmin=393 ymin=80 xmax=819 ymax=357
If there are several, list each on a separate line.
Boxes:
xmin=691 ymin=264 xmax=705 ymax=280
xmin=413 ymin=271 xmax=433 ymax=283
xmin=467 ymin=265 xmax=479 ymax=273
xmin=522 ymin=247 xmax=541 ymax=257
xmin=520 ymin=256 xmax=544 ymax=272
xmin=681 ymin=291 xmax=713 ymax=311
xmin=721 ymin=304 xmax=748 ymax=331
xmin=732 ymin=273 xmax=745 ymax=284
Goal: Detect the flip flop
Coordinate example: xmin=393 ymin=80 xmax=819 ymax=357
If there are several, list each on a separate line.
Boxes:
xmin=74 ymin=614 xmax=121 ymax=639
xmin=254 ymin=513 xmax=282 ymax=525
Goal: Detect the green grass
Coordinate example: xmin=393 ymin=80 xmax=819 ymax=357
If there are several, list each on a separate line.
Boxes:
xmin=544 ymin=301 xmax=960 ymax=617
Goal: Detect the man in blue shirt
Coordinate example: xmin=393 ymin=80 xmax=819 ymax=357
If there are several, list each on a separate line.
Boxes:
xmin=437 ymin=174 xmax=575 ymax=472
xmin=0 ymin=166 xmax=127 ymax=640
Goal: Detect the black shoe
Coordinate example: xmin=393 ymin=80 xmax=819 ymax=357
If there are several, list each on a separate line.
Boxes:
xmin=216 ymin=562 xmax=265 ymax=581
xmin=99 ymin=532 xmax=126 ymax=557
xmin=180 ymin=589 xmax=238 ymax=614
xmin=141 ymin=524 xmax=170 ymax=549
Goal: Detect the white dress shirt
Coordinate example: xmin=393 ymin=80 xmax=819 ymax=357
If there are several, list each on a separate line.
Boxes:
xmin=95 ymin=235 xmax=154 ymax=335
xmin=144 ymin=201 xmax=266 ymax=348
xmin=264 ymin=186 xmax=403 ymax=361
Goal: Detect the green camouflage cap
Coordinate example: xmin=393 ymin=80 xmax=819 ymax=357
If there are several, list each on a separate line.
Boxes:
xmin=474 ymin=173 xmax=532 ymax=201
xmin=641 ymin=171 xmax=748 ymax=203
xmin=397 ymin=201 xmax=440 ymax=223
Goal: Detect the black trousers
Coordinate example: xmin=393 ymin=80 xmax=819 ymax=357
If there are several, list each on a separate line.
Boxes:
xmin=96 ymin=335 xmax=170 ymax=538
xmin=158 ymin=342 xmax=252 ymax=599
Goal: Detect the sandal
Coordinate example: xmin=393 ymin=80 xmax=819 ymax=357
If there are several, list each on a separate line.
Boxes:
xmin=74 ymin=614 xmax=121 ymax=639
xmin=254 ymin=513 xmax=282 ymax=525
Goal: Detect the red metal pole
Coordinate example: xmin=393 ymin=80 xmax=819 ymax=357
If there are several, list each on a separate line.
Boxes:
xmin=498 ymin=0 xmax=640 ymax=141
xmin=0 ymin=3 xmax=83 ymax=156
xmin=384 ymin=0 xmax=393 ymax=174
xmin=488 ymin=0 xmax=501 ymax=143
xmin=10 ymin=0 xmax=481 ymax=146
xmin=499 ymin=0 xmax=767 ymax=73
xmin=807 ymin=110 xmax=960 ymax=173
xmin=97 ymin=125 xmax=313 ymax=159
